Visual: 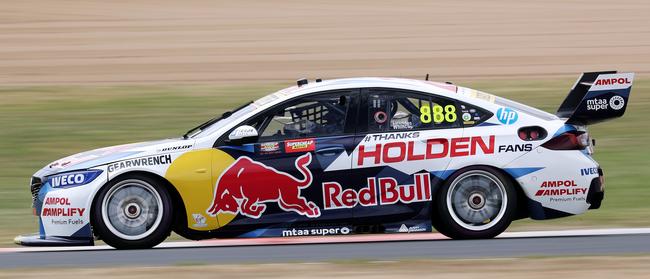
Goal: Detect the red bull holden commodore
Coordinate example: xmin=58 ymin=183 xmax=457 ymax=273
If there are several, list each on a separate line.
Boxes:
xmin=16 ymin=71 xmax=633 ymax=249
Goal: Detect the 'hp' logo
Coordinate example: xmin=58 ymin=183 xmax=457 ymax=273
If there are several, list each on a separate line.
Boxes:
xmin=496 ymin=108 xmax=518 ymax=125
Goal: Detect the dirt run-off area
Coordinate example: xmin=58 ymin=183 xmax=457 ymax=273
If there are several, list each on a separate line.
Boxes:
xmin=0 ymin=0 xmax=649 ymax=85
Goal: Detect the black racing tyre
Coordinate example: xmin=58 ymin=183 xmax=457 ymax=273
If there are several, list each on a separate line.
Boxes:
xmin=92 ymin=174 xmax=173 ymax=249
xmin=433 ymin=166 xmax=517 ymax=239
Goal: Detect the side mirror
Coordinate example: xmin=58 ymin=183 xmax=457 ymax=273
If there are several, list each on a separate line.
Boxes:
xmin=227 ymin=125 xmax=259 ymax=145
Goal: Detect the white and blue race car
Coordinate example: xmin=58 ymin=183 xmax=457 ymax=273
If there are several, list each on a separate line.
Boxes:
xmin=16 ymin=71 xmax=633 ymax=249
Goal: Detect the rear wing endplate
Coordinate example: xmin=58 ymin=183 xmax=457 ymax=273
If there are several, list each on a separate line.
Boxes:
xmin=556 ymin=71 xmax=634 ymax=125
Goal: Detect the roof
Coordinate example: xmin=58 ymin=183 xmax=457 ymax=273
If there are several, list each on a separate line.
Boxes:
xmin=293 ymin=77 xmax=458 ymax=95
xmin=254 ymin=77 xmax=461 ymax=107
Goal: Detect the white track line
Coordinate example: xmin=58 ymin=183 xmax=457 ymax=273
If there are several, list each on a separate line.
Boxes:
xmin=3 ymin=227 xmax=650 ymax=253
xmin=499 ymin=228 xmax=650 ymax=238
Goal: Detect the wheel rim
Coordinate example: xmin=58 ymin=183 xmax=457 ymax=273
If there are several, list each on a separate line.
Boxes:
xmin=446 ymin=170 xmax=507 ymax=231
xmin=101 ymin=179 xmax=163 ymax=241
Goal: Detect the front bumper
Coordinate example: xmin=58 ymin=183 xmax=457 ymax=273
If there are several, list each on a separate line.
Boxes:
xmin=14 ymin=233 xmax=93 ymax=247
xmin=19 ymin=168 xmax=108 ymax=247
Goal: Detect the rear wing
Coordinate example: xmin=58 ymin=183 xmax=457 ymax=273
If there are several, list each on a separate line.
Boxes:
xmin=556 ymin=71 xmax=634 ymax=125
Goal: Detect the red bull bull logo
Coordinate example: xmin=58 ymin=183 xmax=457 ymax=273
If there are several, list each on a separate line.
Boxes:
xmin=206 ymin=153 xmax=320 ymax=219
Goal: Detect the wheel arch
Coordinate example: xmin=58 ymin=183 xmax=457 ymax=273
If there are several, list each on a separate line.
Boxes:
xmin=431 ymin=164 xmax=529 ymax=220
xmin=89 ymin=170 xmax=188 ymax=238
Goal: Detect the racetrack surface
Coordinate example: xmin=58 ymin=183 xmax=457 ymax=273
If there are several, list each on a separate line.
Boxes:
xmin=2 ymin=228 xmax=650 ymax=268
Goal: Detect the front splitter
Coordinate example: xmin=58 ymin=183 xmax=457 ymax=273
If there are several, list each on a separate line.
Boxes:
xmin=14 ymin=233 xmax=93 ymax=247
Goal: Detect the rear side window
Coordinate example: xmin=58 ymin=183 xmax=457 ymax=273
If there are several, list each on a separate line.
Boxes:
xmin=458 ymin=102 xmax=493 ymax=127
xmin=367 ymin=89 xmax=460 ymax=133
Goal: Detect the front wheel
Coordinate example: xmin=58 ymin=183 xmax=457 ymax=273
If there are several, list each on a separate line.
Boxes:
xmin=93 ymin=174 xmax=173 ymax=249
xmin=433 ymin=166 xmax=517 ymax=239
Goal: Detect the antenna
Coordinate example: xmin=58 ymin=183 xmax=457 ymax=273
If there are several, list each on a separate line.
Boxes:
xmin=425 ymin=74 xmax=429 ymax=81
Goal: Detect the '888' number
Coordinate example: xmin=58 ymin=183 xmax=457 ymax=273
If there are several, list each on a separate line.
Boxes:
xmin=420 ymin=104 xmax=457 ymax=124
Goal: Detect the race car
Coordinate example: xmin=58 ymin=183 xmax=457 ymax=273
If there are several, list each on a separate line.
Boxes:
xmin=15 ymin=71 xmax=633 ymax=249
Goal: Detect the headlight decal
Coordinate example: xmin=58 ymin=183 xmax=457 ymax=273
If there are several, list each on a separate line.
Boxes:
xmin=47 ymin=170 xmax=103 ymax=188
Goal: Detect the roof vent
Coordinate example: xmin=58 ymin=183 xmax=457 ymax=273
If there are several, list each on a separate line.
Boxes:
xmin=297 ymin=78 xmax=308 ymax=87
xmin=315 ymin=78 xmax=322 ymax=83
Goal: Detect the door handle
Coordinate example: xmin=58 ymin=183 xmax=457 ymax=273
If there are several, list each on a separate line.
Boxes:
xmin=316 ymin=146 xmax=345 ymax=156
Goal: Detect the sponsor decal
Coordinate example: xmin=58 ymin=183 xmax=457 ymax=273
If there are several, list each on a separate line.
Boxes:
xmin=460 ymin=104 xmax=483 ymax=126
xmin=398 ymin=224 xmax=427 ymax=233
xmin=594 ymin=77 xmax=632 ymax=86
xmin=41 ymin=198 xmax=85 ymax=217
xmin=535 ymin=180 xmax=587 ymax=198
xmin=49 ymin=218 xmax=84 ymax=225
xmin=580 ymin=167 xmax=598 ymax=176
xmin=282 ymin=227 xmax=351 ymax=237
xmin=44 ymin=197 xmax=71 ymax=205
xmin=609 ymin=96 xmax=625 ymax=110
xmin=231 ymin=126 xmax=257 ymax=138
xmin=586 ymin=98 xmax=609 ymax=111
xmin=42 ymin=207 xmax=85 ymax=217
xmin=48 ymin=170 xmax=102 ymax=188
xmin=107 ymin=154 xmax=172 ymax=173
xmin=465 ymin=89 xmax=496 ymax=103
xmin=159 ymin=144 xmax=192 ymax=152
xmin=285 ymin=138 xmax=315 ymax=153
xmin=191 ymin=213 xmax=207 ymax=228
xmin=498 ymin=144 xmax=532 ymax=153
xmin=586 ymin=96 xmax=624 ymax=111
xmin=357 ymin=135 xmax=494 ymax=166
xmin=51 ymin=174 xmax=84 ymax=187
xmin=364 ymin=132 xmax=420 ymax=142
xmin=590 ymin=73 xmax=634 ymax=91
xmin=496 ymin=107 xmax=518 ymax=125
xmin=206 ymin=153 xmax=320 ymax=219
xmin=390 ymin=120 xmax=414 ymax=130
xmin=260 ymin=142 xmax=281 ymax=154
xmin=323 ymin=173 xmax=432 ymax=209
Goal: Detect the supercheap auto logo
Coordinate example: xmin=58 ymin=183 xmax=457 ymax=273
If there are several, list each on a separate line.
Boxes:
xmin=285 ymin=138 xmax=315 ymax=153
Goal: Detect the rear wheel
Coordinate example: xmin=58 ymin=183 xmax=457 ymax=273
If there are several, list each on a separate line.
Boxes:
xmin=93 ymin=174 xmax=172 ymax=249
xmin=433 ymin=166 xmax=516 ymax=239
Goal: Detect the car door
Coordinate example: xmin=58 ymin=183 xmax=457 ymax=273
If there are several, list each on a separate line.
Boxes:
xmin=349 ymin=88 xmax=465 ymax=231
xmin=211 ymin=89 xmax=359 ymax=237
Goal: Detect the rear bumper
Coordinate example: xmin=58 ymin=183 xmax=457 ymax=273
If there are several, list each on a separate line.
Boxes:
xmin=587 ymin=168 xmax=605 ymax=209
xmin=14 ymin=233 xmax=93 ymax=247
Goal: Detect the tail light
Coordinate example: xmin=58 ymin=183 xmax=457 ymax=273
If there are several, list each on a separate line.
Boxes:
xmin=518 ymin=126 xmax=547 ymax=141
xmin=541 ymin=131 xmax=589 ymax=150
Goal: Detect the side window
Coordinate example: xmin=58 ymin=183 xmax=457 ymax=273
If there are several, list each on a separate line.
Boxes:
xmin=368 ymin=90 xmax=460 ymax=132
xmin=253 ymin=92 xmax=352 ymax=142
xmin=458 ymin=102 xmax=493 ymax=127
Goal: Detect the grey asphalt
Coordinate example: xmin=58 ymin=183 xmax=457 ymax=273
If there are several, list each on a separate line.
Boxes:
xmin=2 ymin=234 xmax=650 ymax=268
